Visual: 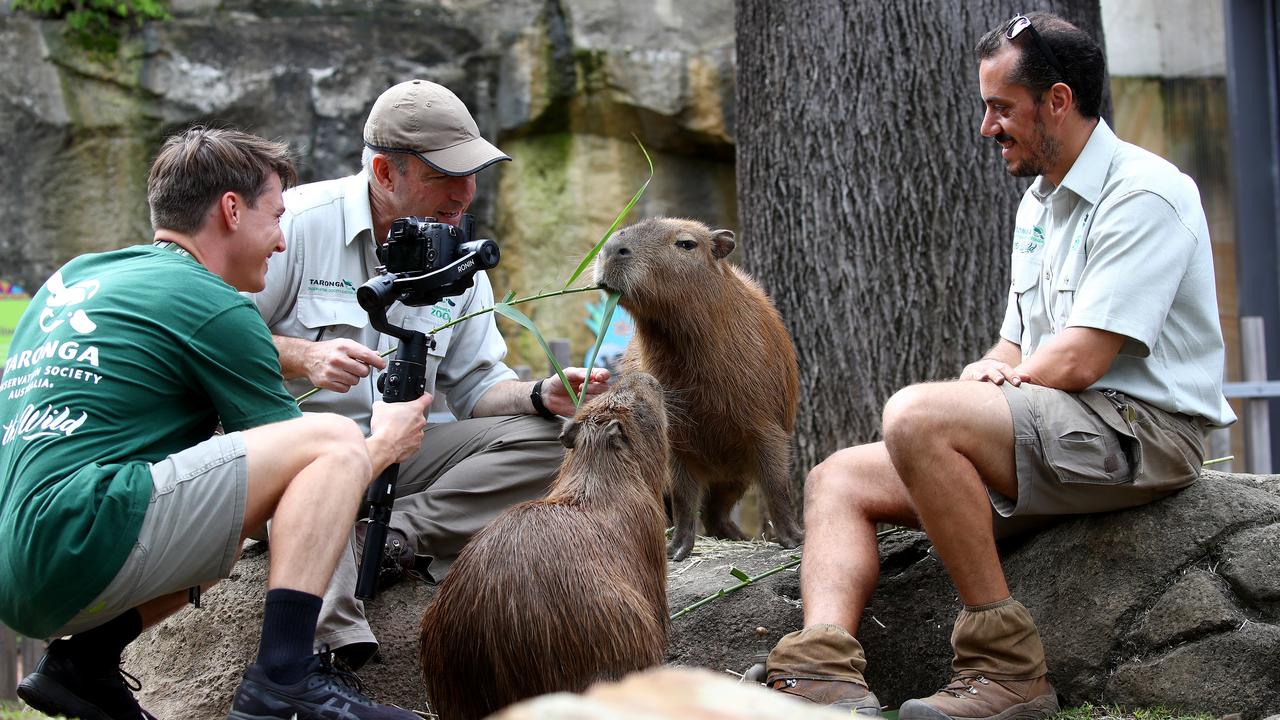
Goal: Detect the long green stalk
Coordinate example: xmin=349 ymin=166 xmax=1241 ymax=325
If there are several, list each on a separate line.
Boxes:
xmin=669 ymin=529 xmax=904 ymax=622
xmin=293 ymin=284 xmax=601 ymax=406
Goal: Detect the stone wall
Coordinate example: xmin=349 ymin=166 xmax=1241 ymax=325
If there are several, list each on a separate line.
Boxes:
xmin=0 ymin=0 xmax=737 ymax=369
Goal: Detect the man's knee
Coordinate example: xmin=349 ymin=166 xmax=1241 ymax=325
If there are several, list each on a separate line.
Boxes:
xmin=804 ymin=448 xmax=877 ymax=514
xmin=881 ymin=383 xmax=943 ymax=446
xmin=251 ymin=413 xmax=371 ymax=489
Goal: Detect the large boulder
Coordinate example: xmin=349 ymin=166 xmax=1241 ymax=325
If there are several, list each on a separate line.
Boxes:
xmin=123 ymin=471 xmax=1280 ymax=718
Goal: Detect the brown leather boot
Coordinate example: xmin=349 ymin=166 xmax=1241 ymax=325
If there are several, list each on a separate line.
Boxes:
xmin=900 ymin=598 xmax=1058 ymax=720
xmin=898 ymin=674 xmax=1058 ymax=720
xmin=766 ymin=624 xmax=882 ymax=716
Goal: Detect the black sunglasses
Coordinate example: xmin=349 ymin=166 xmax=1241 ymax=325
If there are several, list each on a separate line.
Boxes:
xmin=1005 ymin=14 xmax=1068 ymax=84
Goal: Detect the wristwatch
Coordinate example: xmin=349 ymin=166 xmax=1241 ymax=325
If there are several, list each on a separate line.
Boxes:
xmin=530 ymin=378 xmax=558 ymax=420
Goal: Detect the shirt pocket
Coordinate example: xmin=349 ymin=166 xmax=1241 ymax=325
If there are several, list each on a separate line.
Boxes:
xmin=296 ymin=297 xmax=369 ymax=340
xmin=1010 ymin=255 xmax=1041 ymax=341
xmin=1052 ymin=272 xmax=1076 ymax=334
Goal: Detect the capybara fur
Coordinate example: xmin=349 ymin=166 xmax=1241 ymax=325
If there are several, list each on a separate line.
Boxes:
xmin=595 ymin=217 xmax=802 ymax=561
xmin=418 ymin=372 xmax=671 ymax=720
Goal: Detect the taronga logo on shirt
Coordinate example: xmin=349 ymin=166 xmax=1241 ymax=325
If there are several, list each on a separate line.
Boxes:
xmin=1012 ymin=225 xmax=1046 ymax=255
xmin=306 ymin=278 xmax=357 ymax=297
xmin=2 ymin=403 xmax=88 ymax=446
xmin=38 ymin=271 xmax=99 ymax=335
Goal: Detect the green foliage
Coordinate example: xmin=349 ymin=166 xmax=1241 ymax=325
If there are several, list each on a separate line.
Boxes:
xmin=1053 ymin=704 xmax=1215 ymax=720
xmin=0 ymin=703 xmax=60 ymax=719
xmin=10 ymin=0 xmax=169 ymax=54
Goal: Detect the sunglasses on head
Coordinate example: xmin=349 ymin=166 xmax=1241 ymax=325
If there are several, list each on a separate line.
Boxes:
xmin=1005 ymin=14 xmax=1068 ymax=84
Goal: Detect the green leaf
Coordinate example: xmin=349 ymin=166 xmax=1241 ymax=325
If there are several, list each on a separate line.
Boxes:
xmin=493 ymin=302 xmax=578 ymax=406
xmin=577 ymin=290 xmax=620 ymax=408
xmin=562 ymin=136 xmax=654 ymax=289
xmin=501 ymin=289 xmax=516 ymax=304
xmin=728 ymin=566 xmax=751 ymax=583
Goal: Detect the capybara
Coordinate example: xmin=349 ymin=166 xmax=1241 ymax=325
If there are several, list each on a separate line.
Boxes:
xmin=595 ymin=217 xmax=802 ymax=561
xmin=418 ymin=372 xmax=671 ymax=720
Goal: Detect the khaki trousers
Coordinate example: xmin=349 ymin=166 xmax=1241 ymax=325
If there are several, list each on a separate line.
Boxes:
xmin=316 ymin=414 xmax=564 ymax=651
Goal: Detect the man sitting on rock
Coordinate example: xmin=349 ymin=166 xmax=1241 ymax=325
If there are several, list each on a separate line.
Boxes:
xmin=0 ymin=127 xmax=430 ymax=720
xmin=765 ymin=12 xmax=1235 ymax=720
xmin=250 ymin=78 xmax=608 ymax=671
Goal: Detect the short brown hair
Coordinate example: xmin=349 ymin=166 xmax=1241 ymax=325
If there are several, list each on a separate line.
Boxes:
xmin=975 ymin=12 xmax=1106 ymax=119
xmin=147 ymin=126 xmax=298 ymax=234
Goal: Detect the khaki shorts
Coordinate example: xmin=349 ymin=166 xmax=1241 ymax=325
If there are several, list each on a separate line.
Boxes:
xmin=992 ymin=383 xmax=1206 ymax=537
xmin=52 ymin=432 xmax=248 ymax=637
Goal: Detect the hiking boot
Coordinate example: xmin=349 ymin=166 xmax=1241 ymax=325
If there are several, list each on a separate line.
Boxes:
xmin=227 ymin=649 xmax=417 ymax=719
xmin=766 ymin=624 xmax=881 ymax=716
xmin=17 ymin=640 xmax=158 ymax=720
xmin=354 ymin=523 xmax=416 ymax=592
xmin=898 ymin=673 xmax=1058 ymax=720
xmin=769 ymin=677 xmax=881 ymax=715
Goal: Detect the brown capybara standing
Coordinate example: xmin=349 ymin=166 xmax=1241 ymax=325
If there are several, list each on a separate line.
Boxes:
xmin=595 ymin=217 xmax=802 ymax=561
xmin=418 ymin=372 xmax=671 ymax=720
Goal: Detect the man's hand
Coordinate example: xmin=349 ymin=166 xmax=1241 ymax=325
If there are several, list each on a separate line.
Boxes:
xmin=959 ymin=357 xmax=1022 ymax=386
xmin=302 ymin=339 xmax=387 ymax=393
xmin=541 ymin=368 xmax=611 ymax=417
xmin=366 ymin=393 xmax=433 ymax=472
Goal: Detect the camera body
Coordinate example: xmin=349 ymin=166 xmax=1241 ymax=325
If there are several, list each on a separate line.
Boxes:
xmin=358 ymin=213 xmax=500 ymax=311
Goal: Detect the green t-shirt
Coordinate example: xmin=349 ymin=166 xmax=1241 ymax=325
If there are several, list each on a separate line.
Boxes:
xmin=0 ymin=245 xmax=301 ymax=637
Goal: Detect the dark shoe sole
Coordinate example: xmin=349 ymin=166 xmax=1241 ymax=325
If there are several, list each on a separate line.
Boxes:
xmin=898 ymin=693 xmax=1059 ymax=720
xmin=18 ymin=672 xmax=114 ymax=720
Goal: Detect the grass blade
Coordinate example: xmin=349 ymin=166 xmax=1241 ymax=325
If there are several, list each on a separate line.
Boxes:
xmin=578 ymin=290 xmax=621 ymax=408
xmin=563 ymin=137 xmax=654 ymax=289
xmin=493 ymin=302 xmax=578 ymax=406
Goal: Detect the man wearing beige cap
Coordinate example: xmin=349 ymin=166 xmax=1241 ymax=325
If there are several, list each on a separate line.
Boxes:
xmin=251 ymin=79 xmax=608 ymax=670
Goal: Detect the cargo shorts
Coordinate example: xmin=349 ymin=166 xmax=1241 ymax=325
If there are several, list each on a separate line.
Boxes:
xmin=52 ymin=432 xmax=248 ymax=637
xmin=991 ymin=383 xmax=1207 ymax=536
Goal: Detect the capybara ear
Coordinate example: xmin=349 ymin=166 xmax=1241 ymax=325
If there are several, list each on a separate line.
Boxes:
xmin=559 ymin=418 xmax=580 ymax=448
xmin=605 ymin=418 xmax=627 ymax=447
xmin=710 ymin=229 xmax=736 ymax=259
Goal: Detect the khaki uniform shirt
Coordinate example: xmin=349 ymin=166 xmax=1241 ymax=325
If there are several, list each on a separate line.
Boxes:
xmin=999 ymin=120 xmax=1235 ymax=427
xmin=250 ymin=171 xmax=516 ymax=432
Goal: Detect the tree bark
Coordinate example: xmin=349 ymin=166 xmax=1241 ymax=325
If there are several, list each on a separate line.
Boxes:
xmin=735 ymin=0 xmax=1107 ymax=485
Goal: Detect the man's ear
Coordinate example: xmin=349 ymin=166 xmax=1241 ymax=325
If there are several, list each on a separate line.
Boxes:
xmin=218 ymin=191 xmax=240 ymax=232
xmin=1047 ymin=82 xmax=1074 ymax=120
xmin=710 ymin=229 xmax=736 ymax=259
xmin=370 ymin=154 xmax=397 ymax=192
xmin=559 ymin=418 xmax=580 ymax=449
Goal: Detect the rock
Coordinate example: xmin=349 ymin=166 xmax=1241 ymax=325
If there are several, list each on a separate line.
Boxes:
xmin=1125 ymin=569 xmax=1241 ymax=649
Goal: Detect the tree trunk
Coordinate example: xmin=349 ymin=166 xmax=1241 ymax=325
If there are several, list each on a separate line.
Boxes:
xmin=735 ymin=0 xmax=1107 ymax=486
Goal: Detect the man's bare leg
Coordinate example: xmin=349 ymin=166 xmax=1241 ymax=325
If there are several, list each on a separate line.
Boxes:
xmin=801 ymin=442 xmax=918 ymax=634
xmin=881 ymin=381 xmax=1016 ymax=606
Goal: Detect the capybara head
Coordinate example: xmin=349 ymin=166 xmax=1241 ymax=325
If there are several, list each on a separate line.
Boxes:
xmin=557 ymin=371 xmax=669 ymax=498
xmin=594 ymin=218 xmax=736 ymax=314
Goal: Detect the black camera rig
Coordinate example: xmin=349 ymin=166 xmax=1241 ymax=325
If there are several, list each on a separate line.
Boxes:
xmin=354 ymin=213 xmax=500 ymax=600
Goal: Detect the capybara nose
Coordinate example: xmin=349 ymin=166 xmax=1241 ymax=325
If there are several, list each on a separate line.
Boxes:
xmin=616 ymin=245 xmax=632 ymax=258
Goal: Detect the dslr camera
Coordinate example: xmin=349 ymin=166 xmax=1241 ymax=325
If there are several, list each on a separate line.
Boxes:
xmin=357 ymin=213 xmax=500 ymax=311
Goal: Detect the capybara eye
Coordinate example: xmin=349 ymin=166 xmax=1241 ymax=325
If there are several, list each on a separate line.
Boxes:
xmin=675 ymin=239 xmax=696 ymax=251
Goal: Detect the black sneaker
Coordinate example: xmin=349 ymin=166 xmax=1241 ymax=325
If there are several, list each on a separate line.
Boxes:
xmin=17 ymin=639 xmax=158 ymax=720
xmin=227 ymin=650 xmax=417 ymax=719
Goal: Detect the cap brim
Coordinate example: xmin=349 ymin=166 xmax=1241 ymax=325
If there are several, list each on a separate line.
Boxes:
xmin=416 ymin=136 xmax=511 ymax=177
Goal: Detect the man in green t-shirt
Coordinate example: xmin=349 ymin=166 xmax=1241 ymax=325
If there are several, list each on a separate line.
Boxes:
xmin=0 ymin=127 xmax=430 ymax=720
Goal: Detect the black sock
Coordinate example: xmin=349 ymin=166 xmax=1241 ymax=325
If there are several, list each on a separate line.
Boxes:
xmin=60 ymin=608 xmax=143 ymax=671
xmin=256 ymin=588 xmax=322 ymax=684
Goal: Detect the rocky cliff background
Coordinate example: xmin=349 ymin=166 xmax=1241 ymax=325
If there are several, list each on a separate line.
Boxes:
xmin=0 ymin=0 xmax=737 ymax=369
